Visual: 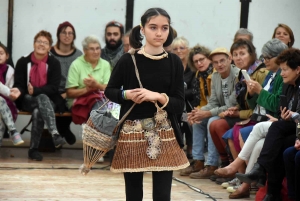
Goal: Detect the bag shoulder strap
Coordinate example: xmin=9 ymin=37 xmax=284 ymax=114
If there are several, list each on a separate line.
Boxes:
xmin=116 ymin=49 xmax=143 ymax=127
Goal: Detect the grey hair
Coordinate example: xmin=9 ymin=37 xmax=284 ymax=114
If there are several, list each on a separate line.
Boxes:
xmin=172 ymin=36 xmax=189 ymax=48
xmin=82 ymin=35 xmax=101 ymax=50
xmin=234 ymin=28 xmax=253 ymax=42
xmin=262 ymin=38 xmax=288 ymax=58
xmin=124 ymin=29 xmax=131 ymax=37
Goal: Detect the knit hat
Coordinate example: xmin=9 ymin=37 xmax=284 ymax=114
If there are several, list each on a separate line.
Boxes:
xmin=56 ymin=21 xmax=76 ymax=39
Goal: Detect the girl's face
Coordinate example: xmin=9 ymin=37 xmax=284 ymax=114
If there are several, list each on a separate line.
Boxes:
xmin=141 ymin=15 xmax=169 ymax=48
xmin=0 ymin=47 xmax=9 ymax=65
xmin=232 ymin=47 xmax=251 ymax=70
xmin=274 ymin=27 xmax=291 ymax=46
xmin=280 ymin=62 xmax=300 ymax=85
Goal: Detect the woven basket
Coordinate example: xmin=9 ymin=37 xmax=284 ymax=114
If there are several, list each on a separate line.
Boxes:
xmin=110 ymin=120 xmax=189 ymax=173
xmin=80 ymin=118 xmax=117 ymax=175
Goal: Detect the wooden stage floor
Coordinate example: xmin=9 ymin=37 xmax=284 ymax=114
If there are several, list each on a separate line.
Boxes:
xmin=0 ymin=147 xmax=256 ymax=200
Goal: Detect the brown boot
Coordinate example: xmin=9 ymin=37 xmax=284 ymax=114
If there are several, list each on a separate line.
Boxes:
xmin=190 ymin=165 xmax=218 ymax=179
xmin=180 ymin=160 xmax=204 ymax=176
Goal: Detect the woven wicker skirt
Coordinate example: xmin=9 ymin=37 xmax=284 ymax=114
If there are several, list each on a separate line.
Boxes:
xmin=110 ymin=119 xmax=189 ymax=173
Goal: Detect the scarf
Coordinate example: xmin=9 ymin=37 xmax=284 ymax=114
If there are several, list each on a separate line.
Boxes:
xmin=30 ymin=53 xmax=48 ymax=87
xmin=0 ymin=64 xmax=8 ymax=83
xmin=191 ymin=64 xmax=213 ymax=107
xmin=0 ymin=63 xmax=18 ymax=121
xmin=101 ymin=44 xmax=124 ymax=68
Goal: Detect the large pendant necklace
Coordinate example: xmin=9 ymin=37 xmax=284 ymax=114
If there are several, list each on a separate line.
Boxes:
xmin=140 ymin=46 xmax=168 ymax=60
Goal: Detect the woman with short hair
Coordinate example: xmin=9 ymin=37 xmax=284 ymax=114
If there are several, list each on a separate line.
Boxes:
xmin=13 ymin=30 xmax=65 ymax=161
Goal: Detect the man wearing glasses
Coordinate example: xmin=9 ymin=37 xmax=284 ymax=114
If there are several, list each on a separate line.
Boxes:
xmin=183 ymin=48 xmax=239 ymax=179
xmin=101 ymin=21 xmax=124 ymax=69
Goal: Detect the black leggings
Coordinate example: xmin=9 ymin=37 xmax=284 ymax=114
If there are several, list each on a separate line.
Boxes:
xmin=124 ymin=171 xmax=173 ymax=201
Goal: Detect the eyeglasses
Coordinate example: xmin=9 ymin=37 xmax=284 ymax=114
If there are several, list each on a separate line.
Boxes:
xmin=60 ymin=31 xmax=74 ymax=36
xmin=193 ymin=57 xmax=206 ymax=64
xmin=173 ymin=46 xmax=186 ymax=51
xmin=212 ymin=58 xmax=228 ymax=67
xmin=263 ymin=56 xmax=275 ymax=62
xmin=35 ymin=40 xmax=49 ymax=46
xmin=87 ymin=47 xmax=101 ymax=52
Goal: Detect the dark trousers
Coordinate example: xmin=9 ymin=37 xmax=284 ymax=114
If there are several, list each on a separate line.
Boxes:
xmin=124 ymin=171 xmax=173 ymax=201
xmin=283 ymin=146 xmax=300 ymax=200
xmin=181 ymin=121 xmax=193 ymax=147
xmin=257 ymin=120 xmax=296 ymax=195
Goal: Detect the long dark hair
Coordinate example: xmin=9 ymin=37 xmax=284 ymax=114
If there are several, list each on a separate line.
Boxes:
xmin=129 ymin=8 xmax=174 ymax=48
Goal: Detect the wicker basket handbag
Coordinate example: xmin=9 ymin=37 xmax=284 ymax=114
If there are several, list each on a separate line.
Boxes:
xmin=79 ymin=50 xmax=142 ymax=175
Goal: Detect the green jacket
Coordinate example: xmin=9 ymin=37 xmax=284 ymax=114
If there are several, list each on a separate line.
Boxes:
xmin=247 ymin=70 xmax=283 ymax=118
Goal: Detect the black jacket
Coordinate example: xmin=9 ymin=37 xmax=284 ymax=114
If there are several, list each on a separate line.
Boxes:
xmin=14 ymin=52 xmax=61 ymax=109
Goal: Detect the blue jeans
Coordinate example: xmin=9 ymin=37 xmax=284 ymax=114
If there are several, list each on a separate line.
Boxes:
xmin=283 ymin=146 xmax=300 ymax=200
xmin=192 ymin=116 xmax=220 ymax=166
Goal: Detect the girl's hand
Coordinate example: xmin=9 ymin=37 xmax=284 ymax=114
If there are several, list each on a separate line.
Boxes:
xmin=130 ymin=88 xmax=161 ymax=104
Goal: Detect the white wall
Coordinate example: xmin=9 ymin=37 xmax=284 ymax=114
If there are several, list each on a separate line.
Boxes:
xmin=0 ymin=0 xmax=8 ymax=46
xmin=12 ymin=0 xmax=126 ymax=63
xmin=249 ymin=0 xmax=300 ymax=55
xmin=134 ymin=0 xmax=240 ymax=51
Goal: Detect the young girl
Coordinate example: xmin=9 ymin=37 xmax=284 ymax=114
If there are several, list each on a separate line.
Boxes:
xmin=105 ymin=8 xmax=189 ymax=201
xmin=0 ymin=43 xmax=24 ymax=146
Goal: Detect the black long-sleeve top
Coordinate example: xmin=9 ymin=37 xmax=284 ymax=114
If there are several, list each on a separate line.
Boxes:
xmin=105 ymin=51 xmax=185 ymax=147
xmin=13 ymin=52 xmax=61 ymax=109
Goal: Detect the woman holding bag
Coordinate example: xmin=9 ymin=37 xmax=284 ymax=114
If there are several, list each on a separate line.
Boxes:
xmin=105 ymin=7 xmax=189 ymax=201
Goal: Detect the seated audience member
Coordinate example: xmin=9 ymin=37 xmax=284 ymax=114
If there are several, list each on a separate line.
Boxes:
xmin=12 ymin=30 xmax=65 ymax=161
xmin=210 ymin=39 xmax=268 ymax=162
xmin=101 ymin=21 xmax=124 ymax=69
xmin=66 ymin=35 xmax=111 ymax=123
xmin=180 ymin=47 xmax=239 ymax=179
xmin=213 ymin=39 xmax=286 ymax=199
xmin=122 ymin=30 xmax=132 ymax=53
xmin=284 ymin=136 xmax=300 ymax=201
xmin=171 ymin=37 xmax=194 ymax=158
xmin=272 ymin=23 xmax=294 ymax=48
xmin=50 ymin=21 xmax=82 ymax=145
xmin=0 ymin=42 xmax=24 ymax=146
xmin=234 ymin=28 xmax=253 ymax=42
xmin=236 ymin=48 xmax=300 ymax=201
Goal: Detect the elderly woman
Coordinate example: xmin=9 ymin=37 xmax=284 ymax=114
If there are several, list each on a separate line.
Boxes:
xmin=179 ymin=44 xmax=214 ymax=176
xmin=235 ymin=47 xmax=300 ymax=200
xmin=50 ymin=21 xmax=82 ymax=145
xmin=0 ymin=42 xmax=24 ymax=146
xmin=66 ymin=35 xmax=111 ymax=121
xmin=13 ymin=30 xmax=65 ymax=161
xmin=214 ymin=39 xmax=287 ymax=199
xmin=272 ymin=23 xmax=295 ymax=48
xmin=171 ymin=37 xmax=194 ymax=158
xmin=233 ymin=28 xmax=253 ymax=42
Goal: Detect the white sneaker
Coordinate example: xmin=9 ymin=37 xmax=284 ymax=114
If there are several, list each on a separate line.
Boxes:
xmin=227 ymin=183 xmax=241 ymax=193
xmin=221 ymin=177 xmax=239 ymax=188
xmin=97 ymin=157 xmax=104 ymax=163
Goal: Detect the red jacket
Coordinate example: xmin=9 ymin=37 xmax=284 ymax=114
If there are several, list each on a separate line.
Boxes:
xmin=72 ymin=91 xmax=104 ymax=124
